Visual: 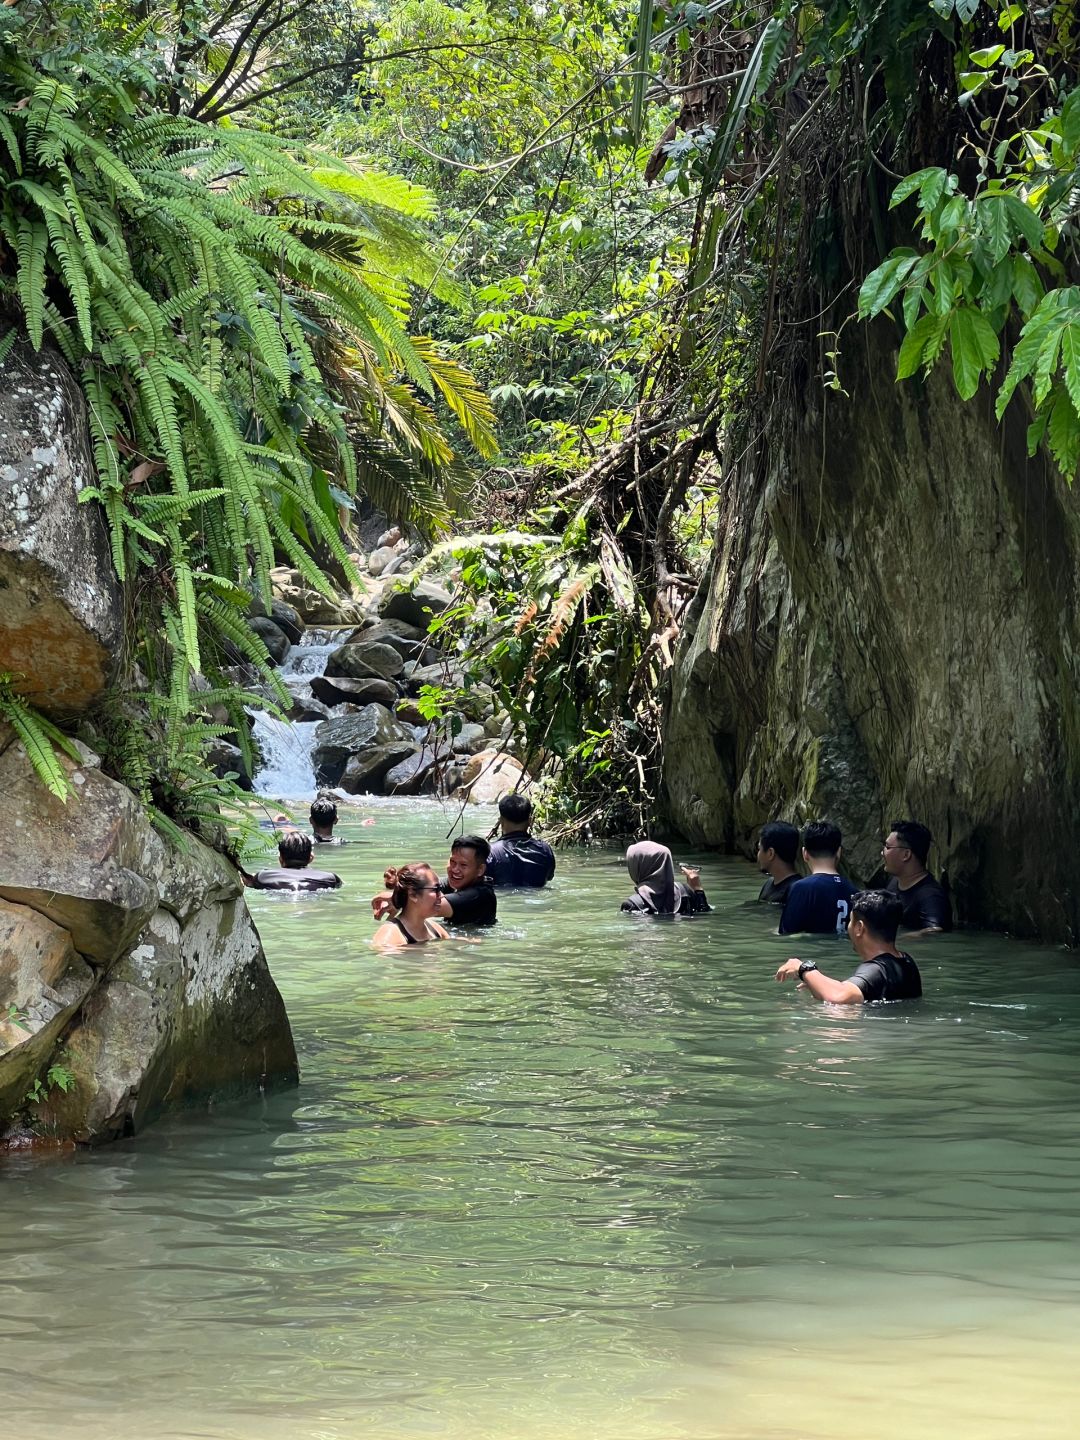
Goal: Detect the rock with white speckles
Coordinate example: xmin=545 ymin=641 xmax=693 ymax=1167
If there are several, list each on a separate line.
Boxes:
xmin=0 ymin=342 xmax=121 ymax=715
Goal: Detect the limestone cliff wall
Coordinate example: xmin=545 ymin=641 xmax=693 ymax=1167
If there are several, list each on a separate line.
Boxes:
xmin=664 ymin=319 xmax=1080 ymax=942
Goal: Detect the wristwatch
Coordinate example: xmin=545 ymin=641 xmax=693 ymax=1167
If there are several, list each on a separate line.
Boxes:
xmin=797 ymin=960 xmax=818 ymax=978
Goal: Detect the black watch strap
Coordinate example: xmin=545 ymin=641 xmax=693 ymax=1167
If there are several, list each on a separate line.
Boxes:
xmin=798 ymin=960 xmax=818 ymax=978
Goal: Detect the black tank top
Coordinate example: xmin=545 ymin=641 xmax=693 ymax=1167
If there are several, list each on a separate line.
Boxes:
xmin=394 ymin=917 xmax=421 ymax=945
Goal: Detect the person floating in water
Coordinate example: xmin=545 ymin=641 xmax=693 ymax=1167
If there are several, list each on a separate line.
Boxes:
xmin=249 ymin=830 xmax=342 ymax=891
xmin=621 ymin=840 xmax=710 ymax=915
xmin=778 ymin=820 xmax=856 ymax=936
xmin=310 ymin=792 xmax=347 ymax=845
xmin=486 ymin=793 xmax=556 ymax=887
xmin=756 ymin=820 xmax=800 ymax=906
xmin=880 ymin=820 xmax=952 ymax=934
xmin=775 ymin=890 xmax=922 ymax=1004
xmin=372 ymin=835 xmax=497 ymax=926
xmin=371 ymin=864 xmax=449 ymax=947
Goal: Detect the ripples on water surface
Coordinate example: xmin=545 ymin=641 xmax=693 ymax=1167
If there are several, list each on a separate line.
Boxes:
xmin=2 ymin=800 xmax=1078 ymax=1440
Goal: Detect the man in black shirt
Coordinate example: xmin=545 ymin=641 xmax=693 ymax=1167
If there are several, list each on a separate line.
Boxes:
xmin=371 ymin=834 xmax=497 ymax=926
xmin=881 ymin=819 xmax=951 ymax=934
xmin=310 ymin=793 xmax=348 ymax=846
xmin=756 ymin=820 xmax=800 ymax=905
xmin=249 ymin=830 xmax=342 ymax=891
xmin=434 ymin=834 xmax=497 ymax=925
xmin=486 ymin=794 xmax=556 ymax=887
xmin=775 ymin=890 xmax=922 ymax=1004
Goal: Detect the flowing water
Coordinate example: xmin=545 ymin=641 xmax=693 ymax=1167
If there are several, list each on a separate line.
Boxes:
xmin=2 ymin=800 xmax=1079 ymax=1440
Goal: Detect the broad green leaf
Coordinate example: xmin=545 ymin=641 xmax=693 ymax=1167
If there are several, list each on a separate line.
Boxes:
xmin=1001 ymin=193 xmax=1045 ymax=249
xmin=897 ymin=312 xmax=948 ymax=379
xmin=950 ymin=305 xmax=999 ymax=400
xmin=1061 ymin=327 xmax=1080 ymax=418
xmin=959 ymin=71 xmax=990 ymax=95
xmin=1062 ymin=88 xmax=1080 ymax=153
xmin=857 ymin=253 xmax=916 ymax=319
xmin=1011 ymin=254 xmax=1044 ymax=315
xmin=890 ymin=167 xmax=947 ymax=211
xmin=970 ymin=44 xmax=1005 ymax=67
xmin=955 ymin=0 xmax=980 ymax=20
xmin=1047 ymin=387 xmax=1080 ymax=477
xmin=978 ymin=196 xmax=1012 ymax=265
xmin=998 ymin=4 xmax=1024 ymax=29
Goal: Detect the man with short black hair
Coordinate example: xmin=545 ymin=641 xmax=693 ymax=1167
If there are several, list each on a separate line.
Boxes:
xmin=778 ymin=820 xmax=856 ymax=936
xmin=251 ymin=830 xmax=342 ymax=891
xmin=486 ymin=793 xmax=556 ymax=887
xmin=371 ymin=834 xmax=498 ymax=925
xmin=756 ymin=821 xmax=800 ymax=906
xmin=881 ymin=819 xmax=951 ymax=934
xmin=775 ymin=890 xmax=922 ymax=1004
xmin=310 ymin=793 xmax=346 ymax=845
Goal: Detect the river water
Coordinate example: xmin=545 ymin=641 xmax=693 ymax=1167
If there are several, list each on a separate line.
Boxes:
xmin=3 ymin=800 xmax=1078 ymax=1439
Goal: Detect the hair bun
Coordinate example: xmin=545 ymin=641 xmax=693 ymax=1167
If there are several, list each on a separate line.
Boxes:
xmin=383 ymin=866 xmax=399 ymax=886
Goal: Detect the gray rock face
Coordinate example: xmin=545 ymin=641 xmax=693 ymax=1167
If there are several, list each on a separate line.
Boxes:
xmin=367 ymin=545 xmax=398 ymax=575
xmin=310 ymin=674 xmax=399 ymax=710
xmin=0 ymin=727 xmax=297 ymax=1143
xmin=340 ymin=742 xmax=418 ymax=793
xmin=384 ymin=746 xmax=441 ymax=795
xmin=378 ymin=578 xmax=452 ymax=630
xmin=249 ymin=616 xmax=291 ymax=665
xmin=311 ymin=705 xmax=412 ymax=785
xmin=358 ymin=617 xmax=427 ymax=659
xmin=452 ymin=722 xmax=488 ymax=755
xmin=664 ymin=318 xmax=1080 ymax=942
xmin=0 ymin=343 xmax=122 ymax=715
xmin=326 ymin=639 xmax=404 ymax=681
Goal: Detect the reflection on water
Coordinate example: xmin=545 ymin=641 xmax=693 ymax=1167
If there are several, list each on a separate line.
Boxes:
xmin=2 ymin=800 xmax=1078 ymax=1439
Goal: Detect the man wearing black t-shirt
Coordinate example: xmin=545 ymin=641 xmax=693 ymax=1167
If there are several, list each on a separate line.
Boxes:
xmin=371 ymin=834 xmax=497 ymax=926
xmin=756 ymin=821 xmax=800 ymax=906
xmin=487 ymin=794 xmax=556 ymax=887
xmin=881 ymin=819 xmax=951 ymax=934
xmin=775 ymin=890 xmax=922 ymax=1004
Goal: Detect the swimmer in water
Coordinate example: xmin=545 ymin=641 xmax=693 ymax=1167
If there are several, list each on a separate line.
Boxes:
xmin=371 ymin=863 xmax=449 ymax=947
xmin=248 ymin=830 xmax=342 ymax=891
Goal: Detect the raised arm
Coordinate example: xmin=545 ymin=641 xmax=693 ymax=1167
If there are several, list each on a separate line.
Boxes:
xmin=775 ymin=958 xmax=863 ymax=1005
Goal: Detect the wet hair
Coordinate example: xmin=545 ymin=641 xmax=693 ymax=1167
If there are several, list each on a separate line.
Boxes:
xmin=385 ymin=862 xmax=439 ymax=911
xmin=278 ymin=830 xmax=313 ymax=868
xmin=890 ymin=819 xmax=932 ymax=865
xmin=802 ymin=820 xmax=842 ymax=858
xmin=850 ymin=889 xmax=903 ymax=944
xmin=759 ymin=821 xmax=799 ymax=865
xmin=498 ymin=792 xmax=533 ymax=825
xmin=451 ymin=834 xmax=490 ymax=863
xmin=310 ymin=796 xmax=338 ymax=827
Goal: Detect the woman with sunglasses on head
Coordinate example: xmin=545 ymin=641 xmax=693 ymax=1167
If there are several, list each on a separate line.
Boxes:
xmin=371 ymin=862 xmax=450 ymax=947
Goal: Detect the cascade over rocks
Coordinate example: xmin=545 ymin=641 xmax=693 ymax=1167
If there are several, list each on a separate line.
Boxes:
xmin=664 ymin=320 xmax=1080 ymax=943
xmin=0 ymin=343 xmax=121 ymax=715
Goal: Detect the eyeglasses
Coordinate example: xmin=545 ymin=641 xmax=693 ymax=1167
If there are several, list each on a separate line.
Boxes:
xmin=881 ymin=842 xmax=908 ymax=852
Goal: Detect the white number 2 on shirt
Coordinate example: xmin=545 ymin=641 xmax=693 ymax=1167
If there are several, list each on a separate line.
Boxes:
xmin=835 ymin=899 xmax=849 ymax=936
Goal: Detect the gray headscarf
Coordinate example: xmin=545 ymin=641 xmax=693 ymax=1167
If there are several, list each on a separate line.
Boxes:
xmin=626 ymin=840 xmax=676 ymax=914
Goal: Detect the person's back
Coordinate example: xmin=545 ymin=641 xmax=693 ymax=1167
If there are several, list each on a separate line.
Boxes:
xmin=848 ymin=948 xmax=922 ymax=1002
xmin=778 ymin=820 xmax=854 ymax=935
xmin=252 ymin=830 xmax=341 ymax=891
xmin=487 ymin=832 xmax=556 ymax=887
xmin=487 ymin=793 xmax=555 ymax=888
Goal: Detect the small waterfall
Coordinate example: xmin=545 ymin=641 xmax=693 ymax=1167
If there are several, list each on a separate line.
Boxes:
xmin=248 ymin=625 xmax=356 ymax=797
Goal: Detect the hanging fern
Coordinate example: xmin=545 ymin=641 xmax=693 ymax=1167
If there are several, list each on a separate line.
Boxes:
xmin=0 ymin=0 xmax=501 ymax=833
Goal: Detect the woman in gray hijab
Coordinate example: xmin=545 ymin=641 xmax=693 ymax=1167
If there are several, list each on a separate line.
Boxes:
xmin=621 ymin=840 xmax=710 ymax=915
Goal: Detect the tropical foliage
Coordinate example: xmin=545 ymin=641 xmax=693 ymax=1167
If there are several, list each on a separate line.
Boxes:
xmin=0 ymin=0 xmax=495 ymax=831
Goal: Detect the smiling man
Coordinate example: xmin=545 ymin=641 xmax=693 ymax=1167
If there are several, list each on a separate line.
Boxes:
xmin=371 ymin=834 xmax=498 ymax=926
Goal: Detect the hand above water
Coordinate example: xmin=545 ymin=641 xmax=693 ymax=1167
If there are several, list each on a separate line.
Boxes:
xmin=775 ymin=958 xmax=803 ymax=984
xmin=679 ymin=864 xmax=702 ymax=891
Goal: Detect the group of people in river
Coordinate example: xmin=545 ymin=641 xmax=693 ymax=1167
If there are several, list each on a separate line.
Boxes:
xmin=249 ymin=794 xmax=944 ymax=1006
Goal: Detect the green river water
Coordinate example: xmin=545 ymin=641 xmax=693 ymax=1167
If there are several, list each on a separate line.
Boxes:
xmin=2 ymin=799 xmax=1079 ymax=1440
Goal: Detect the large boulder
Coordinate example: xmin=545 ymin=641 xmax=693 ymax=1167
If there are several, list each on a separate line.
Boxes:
xmin=0 ymin=900 xmax=95 ymax=1121
xmin=248 ymin=616 xmax=291 ymax=665
xmin=311 ymin=705 xmax=412 ymax=785
xmin=0 ymin=727 xmax=159 ymax=964
xmin=0 ymin=343 xmax=122 ymax=715
xmin=384 ymin=746 xmax=442 ymax=795
xmin=326 ymin=639 xmax=404 ymax=681
xmin=378 ymin=577 xmax=452 ymax=630
xmin=340 ymin=742 xmax=418 ymax=794
xmin=0 ymin=731 xmax=298 ymax=1144
xmin=663 ymin=316 xmax=1080 ymax=942
xmin=310 ymin=674 xmax=399 ymax=710
xmin=359 ymin=617 xmax=428 ymax=660
xmin=268 ymin=566 xmax=366 ymax=625
xmin=457 ymin=749 xmax=526 ymax=804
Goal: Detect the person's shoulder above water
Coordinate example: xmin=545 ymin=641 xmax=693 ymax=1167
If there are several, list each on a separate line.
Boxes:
xmin=758 ymin=872 xmax=796 ymax=905
xmin=442 ymin=875 xmax=498 ymax=925
xmin=779 ymin=871 xmax=855 ymax=936
xmin=885 ymin=873 xmax=952 ymax=931
xmin=313 ymin=835 xmax=348 ymax=846
xmin=252 ymin=866 xmax=341 ymax=891
xmin=846 ymin=950 xmax=923 ymax=1002
xmin=486 ymin=833 xmax=556 ymax=887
